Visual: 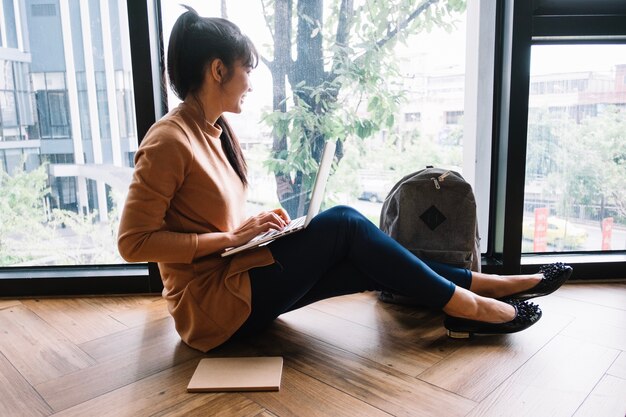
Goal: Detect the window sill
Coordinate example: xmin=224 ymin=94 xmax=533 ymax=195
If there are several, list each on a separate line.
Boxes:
xmin=0 ymin=264 xmax=163 ymax=297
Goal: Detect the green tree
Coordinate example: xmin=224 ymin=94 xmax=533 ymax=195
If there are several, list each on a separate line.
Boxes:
xmin=0 ymin=165 xmax=51 ymax=265
xmin=0 ymin=165 xmax=124 ymax=266
xmin=530 ymin=106 xmax=626 ymax=226
xmin=555 ymin=106 xmax=626 ymax=222
xmin=48 ymin=206 xmax=123 ymax=265
xmin=260 ymin=0 xmax=466 ymax=217
xmin=526 ymin=108 xmax=567 ymax=181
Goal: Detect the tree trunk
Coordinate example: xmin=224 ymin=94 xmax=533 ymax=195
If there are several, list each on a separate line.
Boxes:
xmin=269 ymin=0 xmax=299 ymax=215
xmin=266 ymin=0 xmax=442 ymax=217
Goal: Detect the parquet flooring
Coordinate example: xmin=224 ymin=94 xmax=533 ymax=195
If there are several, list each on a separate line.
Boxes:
xmin=1 ymin=282 xmax=625 ymax=417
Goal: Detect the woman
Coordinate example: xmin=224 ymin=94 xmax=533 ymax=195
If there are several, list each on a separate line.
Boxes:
xmin=118 ymin=7 xmax=572 ymax=352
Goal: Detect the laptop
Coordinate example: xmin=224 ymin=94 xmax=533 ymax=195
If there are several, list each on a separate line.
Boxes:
xmin=221 ymin=139 xmax=336 ymax=257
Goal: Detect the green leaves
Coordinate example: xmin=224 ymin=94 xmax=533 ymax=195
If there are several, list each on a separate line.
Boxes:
xmin=261 ymin=0 xmax=467 ymax=214
xmin=529 ymin=105 xmax=626 ymax=222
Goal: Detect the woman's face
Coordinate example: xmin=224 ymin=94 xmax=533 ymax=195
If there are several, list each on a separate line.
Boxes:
xmin=220 ymin=60 xmax=253 ymax=114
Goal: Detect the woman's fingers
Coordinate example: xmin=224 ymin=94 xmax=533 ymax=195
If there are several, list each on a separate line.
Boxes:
xmin=234 ymin=211 xmax=286 ymax=240
xmin=272 ymin=207 xmax=291 ymax=224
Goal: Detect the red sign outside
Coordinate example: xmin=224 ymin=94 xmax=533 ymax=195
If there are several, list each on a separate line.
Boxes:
xmin=534 ymin=207 xmax=549 ymax=252
xmin=601 ymin=217 xmax=613 ymax=250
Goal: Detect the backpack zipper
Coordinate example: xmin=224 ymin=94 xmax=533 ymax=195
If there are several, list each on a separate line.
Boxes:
xmin=431 ymin=170 xmax=451 ymax=189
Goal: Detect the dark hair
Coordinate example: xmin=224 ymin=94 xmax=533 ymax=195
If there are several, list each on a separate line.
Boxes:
xmin=168 ymin=6 xmax=257 ymax=186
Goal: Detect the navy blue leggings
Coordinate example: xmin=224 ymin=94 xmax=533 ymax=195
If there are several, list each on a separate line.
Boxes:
xmin=233 ymin=205 xmax=472 ymax=338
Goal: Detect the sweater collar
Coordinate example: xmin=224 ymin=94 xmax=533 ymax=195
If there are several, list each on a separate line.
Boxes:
xmin=181 ymin=96 xmax=223 ymax=139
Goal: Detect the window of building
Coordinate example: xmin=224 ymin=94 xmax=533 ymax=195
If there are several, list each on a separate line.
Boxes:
xmin=404 ymin=112 xmax=421 ymax=123
xmin=2 ymin=0 xmax=18 ymax=48
xmin=445 ymin=110 xmax=464 ymax=125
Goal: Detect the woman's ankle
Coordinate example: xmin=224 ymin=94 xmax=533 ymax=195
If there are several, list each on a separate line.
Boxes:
xmin=443 ymin=288 xmax=515 ymax=323
xmin=470 ymin=272 xmax=543 ymax=299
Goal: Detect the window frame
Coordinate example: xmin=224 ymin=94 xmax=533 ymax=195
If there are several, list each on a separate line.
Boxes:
xmin=485 ymin=0 xmax=626 ymax=278
xmin=0 ymin=0 xmax=162 ymax=296
xmin=2 ymin=0 xmax=624 ymax=297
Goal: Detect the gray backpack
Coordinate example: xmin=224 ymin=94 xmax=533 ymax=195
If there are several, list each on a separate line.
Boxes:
xmin=379 ymin=166 xmax=481 ymax=304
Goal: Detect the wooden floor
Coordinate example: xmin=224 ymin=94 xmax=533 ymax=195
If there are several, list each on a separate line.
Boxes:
xmin=1 ymin=282 xmax=625 ymax=417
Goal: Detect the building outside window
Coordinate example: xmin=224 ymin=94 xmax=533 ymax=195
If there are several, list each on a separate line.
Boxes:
xmin=0 ymin=0 xmax=136 ymax=267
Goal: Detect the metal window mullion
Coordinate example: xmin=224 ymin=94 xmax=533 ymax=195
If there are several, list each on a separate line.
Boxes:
xmin=99 ymin=0 xmax=122 ymax=167
xmin=59 ymin=0 xmax=88 ymax=215
xmin=79 ymin=0 xmax=103 ymax=165
xmin=0 ymin=0 xmax=7 ymax=47
xmin=12 ymin=0 xmax=22 ymax=51
xmin=463 ymin=0 xmax=498 ymax=256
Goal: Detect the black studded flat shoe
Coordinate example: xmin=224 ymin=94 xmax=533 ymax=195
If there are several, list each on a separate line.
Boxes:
xmin=444 ymin=300 xmax=542 ymax=339
xmin=503 ymin=262 xmax=573 ymax=302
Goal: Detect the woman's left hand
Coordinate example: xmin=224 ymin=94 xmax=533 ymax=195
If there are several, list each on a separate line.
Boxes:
xmin=271 ymin=207 xmax=291 ymax=225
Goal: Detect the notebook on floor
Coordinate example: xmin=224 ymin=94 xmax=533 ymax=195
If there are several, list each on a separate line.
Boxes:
xmin=187 ymin=357 xmax=283 ymax=392
xmin=221 ymin=140 xmax=336 ymax=257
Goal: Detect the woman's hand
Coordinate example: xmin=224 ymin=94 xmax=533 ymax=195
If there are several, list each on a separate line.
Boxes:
xmin=228 ymin=208 xmax=291 ymax=247
xmin=194 ymin=208 xmax=291 ymax=259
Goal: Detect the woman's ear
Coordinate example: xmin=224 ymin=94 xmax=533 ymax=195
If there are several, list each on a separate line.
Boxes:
xmin=210 ymin=59 xmax=225 ymax=83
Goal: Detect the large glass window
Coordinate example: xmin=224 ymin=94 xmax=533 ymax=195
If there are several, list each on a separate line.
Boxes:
xmin=161 ymin=1 xmax=472 ymax=226
xmin=523 ymin=44 xmax=626 ymax=253
xmin=0 ymin=0 xmax=136 ymax=267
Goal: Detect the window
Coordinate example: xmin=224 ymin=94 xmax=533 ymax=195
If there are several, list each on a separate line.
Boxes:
xmin=35 ymin=89 xmax=71 ymax=138
xmin=3 ymin=0 xmax=18 ymax=48
xmin=161 ymin=1 xmax=474 ymax=225
xmin=494 ymin=0 xmax=626 ymax=278
xmin=445 ymin=110 xmax=464 ymax=125
xmin=404 ymin=112 xmax=421 ymax=123
xmin=0 ymin=0 xmax=137 ymax=268
xmin=523 ymin=44 xmax=626 ymax=254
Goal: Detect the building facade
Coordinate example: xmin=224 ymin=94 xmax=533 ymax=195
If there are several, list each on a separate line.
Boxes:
xmin=0 ymin=0 xmax=136 ymax=221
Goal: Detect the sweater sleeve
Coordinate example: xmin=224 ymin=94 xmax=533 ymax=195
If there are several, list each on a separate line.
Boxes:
xmin=117 ymin=122 xmax=199 ymax=263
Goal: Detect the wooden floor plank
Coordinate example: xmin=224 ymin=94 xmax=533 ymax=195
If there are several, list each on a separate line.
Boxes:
xmin=0 ymin=283 xmax=622 ymax=416
xmin=607 ymin=351 xmax=626 ymax=379
xmin=75 ymin=295 xmax=170 ymax=328
xmin=466 ymin=335 xmax=619 ymax=417
xmin=49 ymin=359 xmax=201 ymax=417
xmin=50 ymin=352 xmax=390 ymax=417
xmin=573 ymin=374 xmax=626 ymax=417
xmin=245 ymin=322 xmax=476 ymax=417
xmin=277 ymin=305 xmax=445 ymax=376
xmin=541 ymin=294 xmax=626 ymax=351
xmin=36 ymin=320 xmax=202 ymax=412
xmin=22 ymin=298 xmax=128 ymax=345
xmin=0 ymin=352 xmax=52 ymax=417
xmin=150 ymin=393 xmax=267 ymax=417
xmin=311 ymin=293 xmax=459 ymax=357
xmin=244 ymin=365 xmax=393 ymax=417
xmin=418 ymin=308 xmax=573 ymax=401
xmin=78 ymin=315 xmax=178 ymax=362
xmin=556 ymin=282 xmax=626 ymax=311
xmin=0 ymin=299 xmax=21 ymax=310
xmin=0 ymin=305 xmax=96 ymax=386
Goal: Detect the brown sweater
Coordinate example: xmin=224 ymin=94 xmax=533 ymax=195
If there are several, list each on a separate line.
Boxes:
xmin=118 ymin=98 xmax=274 ymax=352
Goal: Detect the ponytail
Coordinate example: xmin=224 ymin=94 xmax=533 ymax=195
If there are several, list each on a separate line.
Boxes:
xmin=216 ymin=116 xmax=248 ymax=186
